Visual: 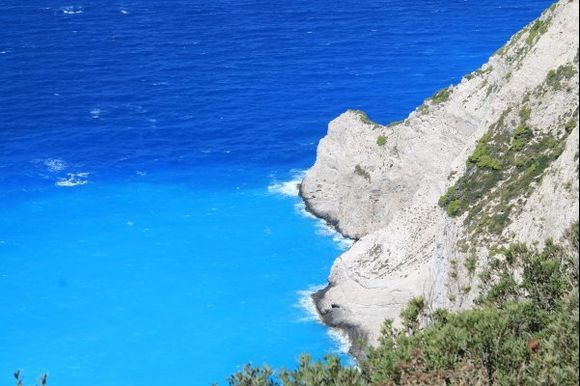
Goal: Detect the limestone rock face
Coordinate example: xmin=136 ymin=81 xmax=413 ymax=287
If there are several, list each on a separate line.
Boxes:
xmin=301 ymin=0 xmax=580 ymax=347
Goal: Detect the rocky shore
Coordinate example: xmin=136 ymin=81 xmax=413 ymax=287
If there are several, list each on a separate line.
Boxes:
xmin=301 ymin=0 xmax=579 ymax=351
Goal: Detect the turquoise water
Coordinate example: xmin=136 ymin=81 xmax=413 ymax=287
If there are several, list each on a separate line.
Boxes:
xmin=1 ymin=170 xmax=350 ymax=384
xmin=0 ymin=0 xmax=551 ymax=384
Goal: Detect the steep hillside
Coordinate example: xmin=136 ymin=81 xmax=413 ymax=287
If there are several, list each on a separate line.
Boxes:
xmin=301 ymin=0 xmax=579 ymax=350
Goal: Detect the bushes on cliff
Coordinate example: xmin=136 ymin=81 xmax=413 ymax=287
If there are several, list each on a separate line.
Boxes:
xmin=510 ymin=124 xmax=533 ymax=151
xmin=363 ymin=235 xmax=578 ymax=386
xmin=438 ymin=98 xmax=574 ymax=240
xmin=526 ymin=17 xmax=552 ymax=46
xmin=546 ymin=64 xmax=577 ymax=90
xmin=430 ymin=87 xmax=452 ymax=105
xmin=468 ymin=133 xmax=503 ymax=170
xmin=225 ymin=356 xmax=364 ymax=386
xmin=225 ymin=365 xmax=276 ymax=386
xmin=227 ymin=228 xmax=579 ymax=386
xmin=354 ymin=165 xmax=371 ymax=181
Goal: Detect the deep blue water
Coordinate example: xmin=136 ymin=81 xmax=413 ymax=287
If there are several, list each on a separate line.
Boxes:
xmin=0 ymin=1 xmax=551 ymax=385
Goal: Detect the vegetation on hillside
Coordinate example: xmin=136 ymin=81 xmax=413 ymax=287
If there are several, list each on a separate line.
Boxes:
xmin=226 ymin=221 xmax=579 ymax=385
xmin=348 ymin=110 xmax=382 ymax=129
xmin=438 ymin=61 xmax=577 ymax=244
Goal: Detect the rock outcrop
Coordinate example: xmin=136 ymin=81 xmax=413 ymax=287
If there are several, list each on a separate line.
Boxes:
xmin=301 ymin=0 xmax=580 ymax=351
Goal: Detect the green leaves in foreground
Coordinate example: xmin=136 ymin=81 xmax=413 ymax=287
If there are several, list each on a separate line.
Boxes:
xmin=226 ymin=355 xmax=363 ymax=386
xmin=13 ymin=371 xmax=47 ymax=386
xmin=227 ymin=222 xmax=579 ymax=385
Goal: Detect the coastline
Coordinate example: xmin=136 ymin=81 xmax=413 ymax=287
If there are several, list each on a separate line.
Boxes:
xmin=310 ymin=284 xmax=368 ymax=360
xmin=297 ymin=181 xmax=359 ymax=242
xmin=268 ymin=173 xmax=363 ymax=358
xmin=294 ymin=0 xmax=580 ymax=357
xmin=297 ymin=181 xmax=368 ymax=361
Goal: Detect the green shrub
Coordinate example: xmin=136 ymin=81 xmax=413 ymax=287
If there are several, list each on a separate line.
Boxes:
xmin=439 ymin=91 xmax=572 ymax=239
xmin=546 ymin=64 xmax=577 ymax=90
xmin=227 ymin=355 xmax=365 ymax=386
xmin=349 ymin=109 xmax=381 ymax=128
xmin=464 ymin=253 xmax=478 ymax=274
xmin=519 ymin=105 xmax=531 ymax=122
xmin=526 ymin=18 xmax=551 ymax=45
xmin=365 ymin=234 xmax=579 ymax=386
xmin=431 ymin=87 xmax=452 ymax=105
xmin=279 ymin=355 xmax=365 ymax=385
xmin=400 ymin=296 xmax=426 ymax=333
xmin=376 ymin=135 xmax=387 ymax=146
xmin=354 ymin=165 xmax=371 ymax=181
xmin=417 ymin=104 xmax=429 ymax=115
xmin=511 ymin=124 xmax=533 ymax=151
xmin=226 ymin=365 xmax=276 ymax=386
xmin=468 ymin=133 xmax=503 ymax=170
xmin=225 ymin=228 xmax=578 ymax=385
xmin=564 ymin=118 xmax=577 ymax=133
xmin=445 ymin=199 xmax=462 ymax=216
xmin=567 ymin=220 xmax=579 ymax=248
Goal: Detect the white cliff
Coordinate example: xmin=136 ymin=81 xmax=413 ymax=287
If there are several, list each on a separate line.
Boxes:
xmin=301 ymin=0 xmax=580 ymax=350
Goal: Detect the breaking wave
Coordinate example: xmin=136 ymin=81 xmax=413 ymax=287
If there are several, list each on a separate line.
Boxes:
xmin=269 ymin=171 xmax=354 ymax=251
xmin=295 ymin=285 xmax=352 ymax=354
xmin=267 ymin=170 xmax=305 ymax=197
xmin=61 ymin=6 xmax=84 ymax=14
xmin=44 ymin=158 xmax=68 ymax=172
xmin=314 ymin=220 xmax=354 ymax=250
xmin=295 ymin=285 xmax=326 ymax=323
xmin=56 ymin=172 xmax=89 ymax=187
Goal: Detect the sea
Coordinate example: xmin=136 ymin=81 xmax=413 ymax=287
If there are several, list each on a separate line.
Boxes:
xmin=0 ymin=1 xmax=551 ymax=384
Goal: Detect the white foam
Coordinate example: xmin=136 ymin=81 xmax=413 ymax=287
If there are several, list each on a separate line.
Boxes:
xmin=268 ymin=180 xmax=300 ymax=196
xmin=335 ymin=236 xmax=355 ymax=250
xmin=294 ymin=201 xmax=317 ymax=219
xmin=269 ymin=170 xmax=354 ymax=250
xmin=295 ymin=286 xmax=352 ymax=354
xmin=315 ymin=223 xmax=334 ymax=237
xmin=61 ymin=6 xmax=83 ymax=14
xmin=327 ymin=328 xmax=352 ymax=354
xmin=44 ymin=158 xmax=67 ymax=172
xmin=90 ymin=108 xmax=101 ymax=119
xmin=56 ymin=172 xmax=89 ymax=187
xmin=315 ymin=221 xmax=354 ymax=250
xmin=271 ymin=170 xmax=354 ymax=354
xmin=267 ymin=170 xmax=306 ymax=197
xmin=295 ymin=285 xmax=326 ymax=322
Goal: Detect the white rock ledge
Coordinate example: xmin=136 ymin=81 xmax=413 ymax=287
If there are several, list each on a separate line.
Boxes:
xmin=301 ymin=0 xmax=580 ymax=351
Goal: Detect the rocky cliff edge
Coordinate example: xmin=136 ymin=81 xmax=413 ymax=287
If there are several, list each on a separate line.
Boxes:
xmin=300 ymin=0 xmax=580 ymax=353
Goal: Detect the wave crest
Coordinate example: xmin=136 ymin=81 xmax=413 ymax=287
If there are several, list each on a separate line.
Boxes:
xmin=295 ymin=286 xmax=351 ymax=354
xmin=56 ymin=172 xmax=89 ymax=187
xmin=44 ymin=158 xmax=67 ymax=172
xmin=61 ymin=6 xmax=84 ymax=14
xmin=314 ymin=220 xmax=354 ymax=250
xmin=269 ymin=170 xmax=354 ymax=250
xmin=267 ymin=170 xmax=306 ymax=197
